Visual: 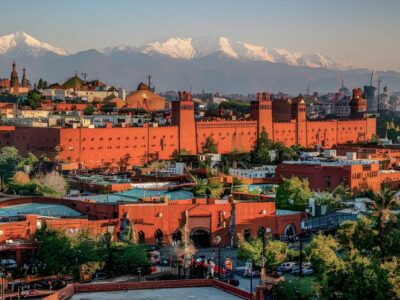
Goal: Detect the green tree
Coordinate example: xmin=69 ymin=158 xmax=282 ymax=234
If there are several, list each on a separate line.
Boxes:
xmin=313 ymin=191 xmax=342 ymax=210
xmin=83 ymin=105 xmax=95 ymax=115
xmin=275 ymin=177 xmax=312 ymax=209
xmin=265 ymin=240 xmax=290 ymax=269
xmin=34 ymin=224 xmax=74 ymax=275
xmin=305 ymin=234 xmax=342 ymax=275
xmin=370 ymin=134 xmax=380 ymax=144
xmin=273 ymin=142 xmax=299 ymax=163
xmin=18 ymin=152 xmax=39 ymax=172
xmin=111 ymin=244 xmax=150 ymax=275
xmin=238 ymin=238 xmax=263 ymax=266
xmin=201 ymin=136 xmax=218 ymax=154
xmin=0 ymin=147 xmax=22 ymax=190
xmin=250 ymin=130 xmax=273 ymax=164
xmin=274 ymin=277 xmax=319 ymax=300
xmin=238 ymin=238 xmax=290 ymax=271
xmin=332 ymin=183 xmax=351 ymax=201
xmin=23 ymin=90 xmax=43 ymax=109
xmin=367 ymin=186 xmax=400 ymax=259
xmin=307 ymin=225 xmax=400 ymax=299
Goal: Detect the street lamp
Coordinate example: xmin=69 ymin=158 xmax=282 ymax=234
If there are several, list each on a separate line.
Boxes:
xmin=213 ymin=236 xmax=222 ymax=280
xmin=259 ymin=227 xmax=271 ymax=284
xmin=0 ymin=269 xmax=6 ymax=300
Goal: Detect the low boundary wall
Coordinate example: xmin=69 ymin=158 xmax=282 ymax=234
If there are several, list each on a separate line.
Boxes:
xmin=43 ymin=279 xmax=252 ymax=300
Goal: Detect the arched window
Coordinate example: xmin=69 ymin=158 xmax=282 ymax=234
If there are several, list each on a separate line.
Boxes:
xmin=243 ymin=229 xmax=251 ymax=241
xmin=155 ymin=229 xmax=164 ymax=246
xmin=138 ymin=231 xmax=145 ymax=244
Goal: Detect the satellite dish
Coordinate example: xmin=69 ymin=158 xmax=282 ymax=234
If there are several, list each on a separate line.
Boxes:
xmin=266 ymin=228 xmax=272 ymax=233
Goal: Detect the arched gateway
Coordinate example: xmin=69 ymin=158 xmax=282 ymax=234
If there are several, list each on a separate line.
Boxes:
xmin=190 ymin=228 xmax=211 ymax=248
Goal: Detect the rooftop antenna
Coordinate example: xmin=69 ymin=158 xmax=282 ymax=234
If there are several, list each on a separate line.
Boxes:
xmin=335 ymin=72 xmax=340 ymax=92
xmin=377 ymin=76 xmax=382 ymax=112
xmin=146 ymin=74 xmax=152 ymax=89
xmin=370 ymin=71 xmax=374 ymax=86
xmin=81 ymin=72 xmax=88 ymax=82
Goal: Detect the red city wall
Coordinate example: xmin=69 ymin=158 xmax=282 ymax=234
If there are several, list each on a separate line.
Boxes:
xmin=196 ymin=121 xmax=257 ymax=153
xmin=0 ymin=92 xmax=376 ymax=169
xmin=59 ymin=125 xmax=179 ymax=168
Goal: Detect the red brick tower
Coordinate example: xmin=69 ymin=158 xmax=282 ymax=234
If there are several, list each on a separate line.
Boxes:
xmin=251 ymin=92 xmax=273 ymax=139
xmin=171 ymin=91 xmax=197 ymax=155
xmin=351 ymin=88 xmax=367 ymax=118
xmin=292 ymin=95 xmax=307 ymax=147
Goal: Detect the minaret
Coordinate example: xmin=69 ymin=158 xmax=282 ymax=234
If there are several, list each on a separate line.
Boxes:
xmin=10 ymin=61 xmax=19 ymax=87
xmin=10 ymin=61 xmax=20 ymax=95
xmin=21 ymin=67 xmax=30 ymax=88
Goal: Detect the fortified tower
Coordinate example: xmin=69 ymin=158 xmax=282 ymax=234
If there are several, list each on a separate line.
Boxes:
xmin=251 ymin=92 xmax=273 ymax=139
xmin=171 ymin=91 xmax=197 ymax=155
xmin=292 ymin=95 xmax=307 ymax=146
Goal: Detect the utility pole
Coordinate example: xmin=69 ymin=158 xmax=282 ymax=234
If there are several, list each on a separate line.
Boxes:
xmin=299 ymin=237 xmax=303 ymax=277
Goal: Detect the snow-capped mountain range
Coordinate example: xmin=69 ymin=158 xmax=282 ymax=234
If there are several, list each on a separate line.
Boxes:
xmin=1 ymin=32 xmax=400 ymax=94
xmin=102 ymin=36 xmax=349 ymax=70
xmin=0 ymin=32 xmax=347 ymax=70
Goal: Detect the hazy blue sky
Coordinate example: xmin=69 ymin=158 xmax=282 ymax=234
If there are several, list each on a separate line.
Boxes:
xmin=1 ymin=0 xmax=399 ymax=70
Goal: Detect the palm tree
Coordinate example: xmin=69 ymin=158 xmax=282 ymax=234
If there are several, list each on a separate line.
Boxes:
xmin=367 ymin=186 xmax=400 ymax=260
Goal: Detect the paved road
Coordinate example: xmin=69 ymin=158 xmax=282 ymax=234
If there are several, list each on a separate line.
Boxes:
xmin=159 ymin=246 xmax=259 ymax=292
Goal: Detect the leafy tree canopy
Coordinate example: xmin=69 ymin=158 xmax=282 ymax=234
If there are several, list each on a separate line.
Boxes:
xmin=275 ymin=177 xmax=312 ymax=209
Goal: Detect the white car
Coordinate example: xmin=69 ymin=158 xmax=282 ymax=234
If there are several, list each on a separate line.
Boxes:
xmin=277 ymin=262 xmax=298 ymax=274
xmin=1 ymin=258 xmax=17 ymax=268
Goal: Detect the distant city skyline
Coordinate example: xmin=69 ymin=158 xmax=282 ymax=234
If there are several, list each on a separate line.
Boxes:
xmin=1 ymin=0 xmax=399 ymax=71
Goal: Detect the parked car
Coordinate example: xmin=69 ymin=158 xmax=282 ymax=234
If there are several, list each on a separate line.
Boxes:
xmin=235 ymin=260 xmax=260 ymax=278
xmin=93 ymin=272 xmax=110 ymax=280
xmin=291 ymin=266 xmax=314 ymax=276
xmin=277 ymin=262 xmax=298 ymax=274
xmin=235 ymin=266 xmax=260 ymax=278
xmin=35 ymin=278 xmax=66 ymax=290
xmin=1 ymin=258 xmax=17 ymax=269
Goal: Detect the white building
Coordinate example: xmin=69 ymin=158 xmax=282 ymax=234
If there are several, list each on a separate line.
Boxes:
xmin=229 ymin=165 xmax=276 ymax=179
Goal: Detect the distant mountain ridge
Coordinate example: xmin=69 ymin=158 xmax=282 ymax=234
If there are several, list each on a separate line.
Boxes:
xmin=1 ymin=32 xmax=400 ymax=94
xmin=102 ymin=36 xmax=349 ymax=70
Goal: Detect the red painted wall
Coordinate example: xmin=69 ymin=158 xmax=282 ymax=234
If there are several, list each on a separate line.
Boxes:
xmin=0 ymin=91 xmax=377 ymax=168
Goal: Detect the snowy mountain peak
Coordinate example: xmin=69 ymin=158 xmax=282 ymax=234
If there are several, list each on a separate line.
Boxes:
xmin=141 ymin=37 xmax=196 ymax=59
xmin=0 ymin=32 xmax=68 ymax=56
xmin=134 ymin=36 xmax=349 ymax=70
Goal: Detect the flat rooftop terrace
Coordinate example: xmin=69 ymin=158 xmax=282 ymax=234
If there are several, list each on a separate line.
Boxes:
xmin=282 ymin=159 xmax=377 ymax=166
xmin=70 ymin=287 xmax=242 ymax=300
xmin=0 ymin=203 xmax=82 ymax=217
